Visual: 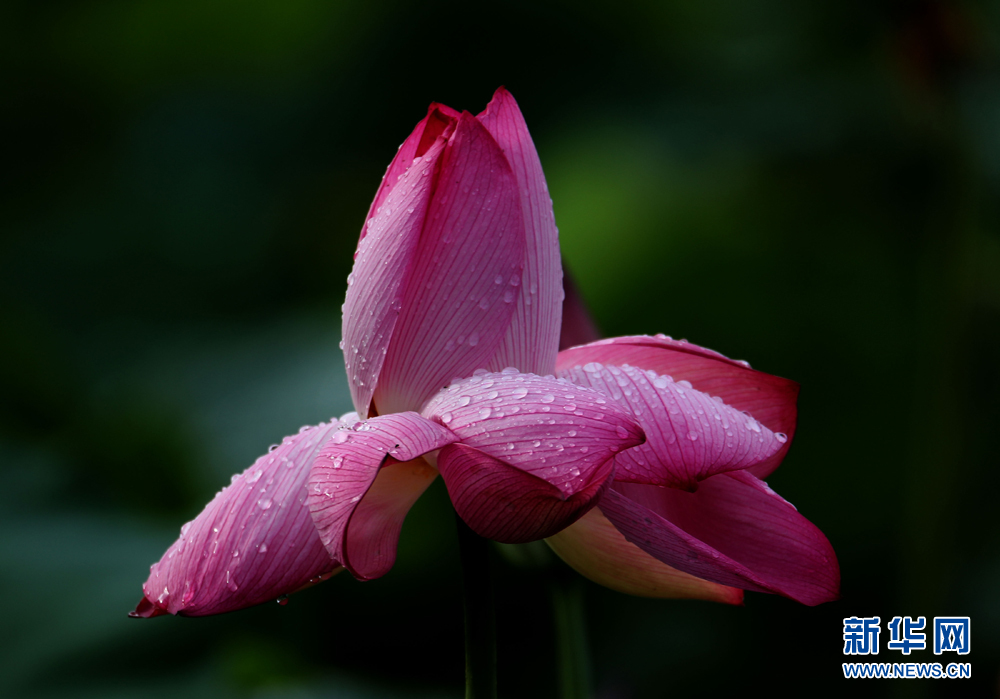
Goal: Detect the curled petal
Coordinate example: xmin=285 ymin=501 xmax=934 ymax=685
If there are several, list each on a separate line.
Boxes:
xmin=437 ymin=443 xmax=610 ymax=543
xmin=556 ymin=335 xmax=799 ymax=478
xmin=421 ymin=371 xmax=644 ymax=496
xmin=546 ymin=507 xmax=743 ymax=604
xmin=132 ymin=420 xmax=344 ymax=618
xmin=477 ymin=87 xmax=563 ymax=377
xmin=601 ymin=472 xmax=840 ymax=606
xmin=307 ymin=413 xmax=458 ymax=579
xmin=343 ymin=135 xmax=450 ymax=417
xmin=560 ymin=363 xmax=782 ymax=490
xmin=373 ymin=112 xmax=526 ymax=415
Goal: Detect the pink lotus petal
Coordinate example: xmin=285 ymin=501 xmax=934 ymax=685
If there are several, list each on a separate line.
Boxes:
xmin=559 ymin=269 xmax=601 ymax=351
xmin=560 ymin=363 xmax=783 ymax=490
xmin=556 ymin=335 xmax=799 ymax=478
xmin=335 ymin=458 xmax=438 ymax=580
xmin=437 ymin=443 xmax=609 ymax=543
xmin=359 ymin=106 xmax=457 ymax=250
xmin=133 ymin=420 xmax=344 ymax=618
xmin=343 ymin=136 xmax=449 ymax=417
xmin=421 ymin=371 xmax=644 ymax=496
xmin=307 ymin=412 xmax=458 ymax=579
xmin=546 ymin=507 xmax=743 ymax=604
xmin=373 ymin=112 xmax=526 ymax=414
xmin=477 ymin=87 xmax=562 ymax=377
xmin=601 ymin=472 xmax=840 ymax=606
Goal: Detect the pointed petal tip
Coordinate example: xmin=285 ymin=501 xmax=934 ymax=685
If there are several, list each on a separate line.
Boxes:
xmin=129 ymin=596 xmax=169 ymax=619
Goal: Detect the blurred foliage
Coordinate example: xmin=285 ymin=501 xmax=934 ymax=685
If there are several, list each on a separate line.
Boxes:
xmin=2 ymin=0 xmax=999 ymax=697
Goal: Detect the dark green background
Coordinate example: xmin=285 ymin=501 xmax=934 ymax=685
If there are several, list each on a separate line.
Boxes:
xmin=2 ymin=1 xmax=998 ymax=697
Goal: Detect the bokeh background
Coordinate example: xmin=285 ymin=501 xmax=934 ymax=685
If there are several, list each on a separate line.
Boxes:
xmin=2 ymin=0 xmax=998 ymax=697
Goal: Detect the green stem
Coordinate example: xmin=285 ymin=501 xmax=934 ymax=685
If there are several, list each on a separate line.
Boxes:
xmin=550 ymin=572 xmax=592 ymax=699
xmin=455 ymin=515 xmax=496 ymax=699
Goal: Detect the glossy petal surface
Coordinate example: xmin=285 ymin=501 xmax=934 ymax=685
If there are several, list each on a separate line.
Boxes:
xmin=602 ymin=472 xmax=840 ymax=606
xmin=477 ymin=87 xmax=562 ymax=376
xmin=560 ymin=362 xmax=783 ymax=490
xmin=343 ymin=138 xmax=447 ymax=417
xmin=134 ymin=421 xmax=343 ymax=617
xmin=421 ymin=370 xmax=644 ymax=496
xmin=307 ymin=412 xmax=457 ymax=579
xmin=556 ymin=335 xmax=799 ymax=478
xmin=546 ymin=507 xmax=743 ymax=604
xmin=374 ymin=113 xmax=526 ymax=414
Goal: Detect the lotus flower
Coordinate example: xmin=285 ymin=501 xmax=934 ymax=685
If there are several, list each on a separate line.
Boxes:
xmin=132 ymin=88 xmax=837 ymax=618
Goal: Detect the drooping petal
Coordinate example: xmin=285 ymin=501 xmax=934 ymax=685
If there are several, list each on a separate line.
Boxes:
xmin=546 ymin=507 xmax=743 ymax=604
xmin=307 ymin=412 xmax=457 ymax=579
xmin=556 ymin=335 xmax=799 ymax=478
xmin=559 ymin=268 xmax=601 ymax=351
xmin=343 ymin=135 xmax=450 ymax=417
xmin=421 ymin=371 xmax=644 ymax=496
xmin=132 ymin=420 xmax=344 ymax=618
xmin=477 ymin=87 xmax=563 ymax=376
xmin=373 ymin=112 xmax=526 ymax=415
xmin=358 ymin=106 xmax=457 ymax=250
xmin=560 ymin=363 xmax=783 ymax=490
xmin=600 ymin=472 xmax=840 ymax=606
xmin=437 ymin=443 xmax=609 ymax=543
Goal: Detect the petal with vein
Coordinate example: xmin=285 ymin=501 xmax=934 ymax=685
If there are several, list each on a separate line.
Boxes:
xmin=421 ymin=371 xmax=644 ymax=496
xmin=307 ymin=412 xmax=457 ymax=579
xmin=374 ymin=112 xmax=526 ymax=414
xmin=557 ymin=335 xmax=798 ymax=478
xmin=133 ymin=420 xmax=343 ymax=618
xmin=343 ymin=137 xmax=448 ymax=417
xmin=560 ymin=363 xmax=782 ymax=490
xmin=477 ymin=87 xmax=562 ymax=376
xmin=602 ymin=472 xmax=840 ymax=606
xmin=359 ymin=106 xmax=457 ymax=250
xmin=437 ymin=443 xmax=609 ymax=543
xmin=546 ymin=507 xmax=743 ymax=604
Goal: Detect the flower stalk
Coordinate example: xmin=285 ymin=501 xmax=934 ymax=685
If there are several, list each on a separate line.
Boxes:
xmin=456 ymin=513 xmax=497 ymax=699
xmin=550 ymin=572 xmax=593 ymax=699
